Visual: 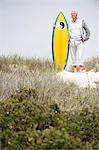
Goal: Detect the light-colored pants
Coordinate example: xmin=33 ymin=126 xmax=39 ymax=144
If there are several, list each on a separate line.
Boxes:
xmin=70 ymin=43 xmax=83 ymax=66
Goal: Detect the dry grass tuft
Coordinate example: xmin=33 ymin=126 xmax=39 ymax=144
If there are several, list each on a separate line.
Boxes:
xmin=0 ymin=55 xmax=99 ymax=113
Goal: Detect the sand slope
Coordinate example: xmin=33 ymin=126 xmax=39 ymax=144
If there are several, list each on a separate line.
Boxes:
xmin=57 ymin=71 xmax=99 ymax=88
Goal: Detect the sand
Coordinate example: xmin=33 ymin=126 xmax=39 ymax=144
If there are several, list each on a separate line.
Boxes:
xmin=57 ymin=71 xmax=99 ymax=88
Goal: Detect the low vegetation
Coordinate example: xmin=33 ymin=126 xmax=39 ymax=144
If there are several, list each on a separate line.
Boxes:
xmin=0 ymin=55 xmax=99 ymax=149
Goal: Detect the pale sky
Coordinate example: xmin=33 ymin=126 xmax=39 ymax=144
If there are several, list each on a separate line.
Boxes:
xmin=0 ymin=0 xmax=99 ymax=60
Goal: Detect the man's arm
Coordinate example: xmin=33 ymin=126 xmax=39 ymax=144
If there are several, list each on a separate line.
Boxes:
xmin=82 ymin=20 xmax=90 ymax=42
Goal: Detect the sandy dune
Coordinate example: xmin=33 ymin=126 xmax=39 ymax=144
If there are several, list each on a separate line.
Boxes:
xmin=57 ymin=71 xmax=99 ymax=88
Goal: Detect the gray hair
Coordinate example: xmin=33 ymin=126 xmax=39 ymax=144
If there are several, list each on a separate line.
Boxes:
xmin=71 ymin=9 xmax=78 ymax=15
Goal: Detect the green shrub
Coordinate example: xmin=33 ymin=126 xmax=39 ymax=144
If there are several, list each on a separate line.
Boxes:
xmin=66 ymin=108 xmax=99 ymax=141
xmin=0 ymin=88 xmax=99 ymax=149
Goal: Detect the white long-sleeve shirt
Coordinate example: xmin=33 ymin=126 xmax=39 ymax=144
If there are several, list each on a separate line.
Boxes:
xmin=69 ymin=19 xmax=83 ymax=46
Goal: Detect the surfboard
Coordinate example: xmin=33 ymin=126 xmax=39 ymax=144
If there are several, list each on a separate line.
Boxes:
xmin=52 ymin=12 xmax=69 ymax=70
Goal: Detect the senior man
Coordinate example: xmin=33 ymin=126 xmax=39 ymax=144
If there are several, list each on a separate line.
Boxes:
xmin=69 ymin=9 xmax=90 ymax=72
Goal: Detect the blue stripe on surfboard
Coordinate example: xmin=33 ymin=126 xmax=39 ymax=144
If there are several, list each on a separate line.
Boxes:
xmin=52 ymin=28 xmax=54 ymax=63
xmin=64 ymin=43 xmax=70 ymax=70
xmin=52 ymin=12 xmax=61 ymax=63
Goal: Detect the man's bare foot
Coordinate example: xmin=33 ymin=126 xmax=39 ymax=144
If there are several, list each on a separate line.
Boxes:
xmin=72 ymin=65 xmax=78 ymax=72
xmin=78 ymin=65 xmax=86 ymax=72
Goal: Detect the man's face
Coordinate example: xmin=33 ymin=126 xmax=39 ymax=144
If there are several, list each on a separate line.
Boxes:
xmin=71 ymin=11 xmax=78 ymax=21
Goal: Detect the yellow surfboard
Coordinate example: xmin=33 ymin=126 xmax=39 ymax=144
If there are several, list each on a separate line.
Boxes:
xmin=52 ymin=12 xmax=69 ymax=70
